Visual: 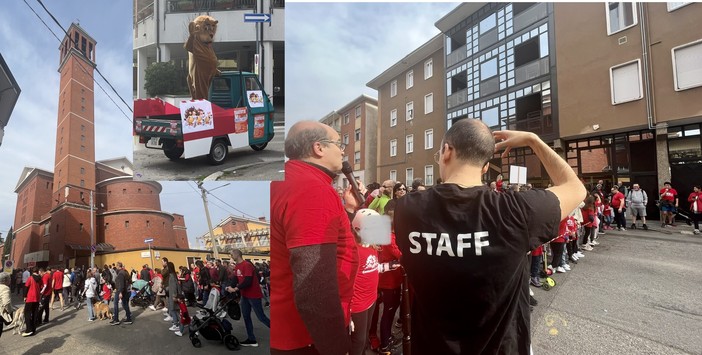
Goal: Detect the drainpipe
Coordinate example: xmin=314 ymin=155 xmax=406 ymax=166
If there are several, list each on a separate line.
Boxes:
xmin=639 ymin=3 xmax=655 ymax=130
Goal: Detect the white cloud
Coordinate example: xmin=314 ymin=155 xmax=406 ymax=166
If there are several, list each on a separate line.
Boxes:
xmin=286 ymin=2 xmax=458 ymax=128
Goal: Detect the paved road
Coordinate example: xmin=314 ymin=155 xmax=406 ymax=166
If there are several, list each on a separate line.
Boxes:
xmin=0 ymin=297 xmax=270 ymax=354
xmin=133 ymin=125 xmax=285 ymax=182
xmin=531 ymin=224 xmax=702 ymax=355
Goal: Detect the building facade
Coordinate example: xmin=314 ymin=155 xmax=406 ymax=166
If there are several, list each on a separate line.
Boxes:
xmin=0 ymin=53 xmax=21 ymax=147
xmin=435 ymin=2 xmax=702 ymax=209
xmin=320 ymin=95 xmax=378 ymax=188
xmin=133 ymin=0 xmax=285 ymax=105
xmin=11 ymin=24 xmax=189 ymax=269
xmin=367 ymin=34 xmax=447 ymax=187
xmin=199 ymin=215 xmax=270 ymax=257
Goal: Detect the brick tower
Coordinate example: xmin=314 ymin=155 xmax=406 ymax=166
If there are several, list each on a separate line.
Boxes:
xmin=49 ymin=24 xmax=97 ymax=264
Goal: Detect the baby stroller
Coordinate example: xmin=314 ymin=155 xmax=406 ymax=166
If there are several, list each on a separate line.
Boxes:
xmin=73 ymin=289 xmax=87 ymax=310
xmin=130 ymin=280 xmax=154 ymax=309
xmin=189 ymin=295 xmax=241 ymax=351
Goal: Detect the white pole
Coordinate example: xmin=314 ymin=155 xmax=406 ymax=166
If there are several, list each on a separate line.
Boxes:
xmin=90 ymin=190 xmax=95 ymax=269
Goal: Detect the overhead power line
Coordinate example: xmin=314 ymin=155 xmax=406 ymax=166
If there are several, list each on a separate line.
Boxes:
xmin=24 ymin=0 xmax=133 ymax=124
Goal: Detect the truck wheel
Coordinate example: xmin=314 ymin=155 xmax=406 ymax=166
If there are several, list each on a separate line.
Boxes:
xmin=250 ymin=143 xmax=267 ymax=151
xmin=208 ymin=140 xmax=228 ymax=165
xmin=164 ymin=147 xmax=184 ymax=160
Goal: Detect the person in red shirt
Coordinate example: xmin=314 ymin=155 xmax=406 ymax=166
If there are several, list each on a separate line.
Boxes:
xmin=270 ymin=121 xmax=360 ymax=355
xmin=37 ymin=267 xmax=53 ymax=325
xmin=687 ymin=185 xmax=702 ymax=234
xmin=660 ymin=181 xmax=679 ymax=227
xmin=225 ymin=249 xmax=269 ymax=347
xmin=22 ymin=267 xmax=43 ymax=337
xmin=50 ymin=268 xmax=64 ymax=310
xmin=610 ymin=186 xmax=627 ymax=231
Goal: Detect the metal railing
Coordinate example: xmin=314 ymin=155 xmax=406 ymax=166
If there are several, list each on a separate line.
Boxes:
xmin=167 ymin=0 xmax=256 ymax=13
xmin=447 ymin=88 xmax=468 ymax=110
xmin=447 ymin=45 xmax=467 ymax=68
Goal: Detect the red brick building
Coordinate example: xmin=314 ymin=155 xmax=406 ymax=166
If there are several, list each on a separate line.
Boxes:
xmin=11 ymin=24 xmax=188 ymax=269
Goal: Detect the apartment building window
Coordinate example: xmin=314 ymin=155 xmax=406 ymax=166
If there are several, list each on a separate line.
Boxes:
xmin=406 ymin=70 xmax=414 ymax=89
xmin=406 ymin=134 xmax=414 ymax=153
xmin=425 ymin=59 xmax=433 ymax=79
xmin=344 ymin=113 xmax=350 ymax=125
xmin=425 ymin=129 xmax=434 ymax=150
xmin=80 ymin=167 xmax=85 ymax=174
xmin=481 ymin=58 xmax=498 ymax=80
xmin=354 ymin=151 xmax=361 ymax=164
xmin=390 ymin=109 xmax=397 ymax=127
xmin=609 ymin=59 xmax=643 ymax=105
xmin=390 ymin=170 xmax=397 ymax=182
xmin=606 ymin=2 xmax=637 ymax=35
xmin=343 ymin=155 xmax=349 ymax=162
xmin=80 ymin=180 xmax=85 ymax=187
xmin=425 ymin=165 xmax=434 ymax=186
xmin=667 ymin=2 xmax=691 ymax=11
xmin=355 ymin=106 xmax=362 ymax=118
xmin=125 ymin=221 xmax=129 ymax=228
xmin=391 ymin=80 xmax=397 ymax=97
xmin=482 ymin=107 xmax=500 ymax=128
xmin=480 ymin=13 xmax=496 ymax=34
xmin=406 ymin=101 xmax=414 ymax=121
xmin=390 ymin=139 xmax=397 ymax=157
xmin=343 ymin=134 xmax=349 ymax=145
xmin=672 ymin=39 xmax=702 ymax=91
xmin=79 ymin=223 xmax=84 ymax=231
xmin=406 ymin=168 xmax=414 ymax=186
xmin=424 ymin=93 xmax=434 ymax=114
xmin=355 ymin=129 xmax=361 ymax=141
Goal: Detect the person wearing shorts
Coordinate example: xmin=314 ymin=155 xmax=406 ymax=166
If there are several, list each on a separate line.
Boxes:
xmin=659 ymin=182 xmax=678 ymax=227
xmin=626 ymin=184 xmax=648 ymax=230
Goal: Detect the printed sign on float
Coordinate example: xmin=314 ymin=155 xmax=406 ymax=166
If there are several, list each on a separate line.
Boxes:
xmin=180 ymin=100 xmax=214 ymax=134
xmin=509 ymin=165 xmax=527 ymax=185
xmin=234 ymin=107 xmax=248 ymax=133
xmin=254 ymin=114 xmax=265 ymax=139
xmin=246 ymin=90 xmax=265 ymax=108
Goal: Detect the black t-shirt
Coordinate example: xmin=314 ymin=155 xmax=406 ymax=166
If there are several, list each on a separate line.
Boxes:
xmin=395 ymin=184 xmax=560 ymax=355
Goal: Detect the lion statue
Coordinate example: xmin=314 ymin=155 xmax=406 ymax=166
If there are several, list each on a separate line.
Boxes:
xmin=184 ymin=15 xmax=220 ymax=100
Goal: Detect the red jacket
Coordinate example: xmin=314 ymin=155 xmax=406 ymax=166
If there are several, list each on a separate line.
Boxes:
xmin=611 ymin=192 xmax=625 ymax=209
xmin=378 ymin=233 xmax=402 ymax=290
xmin=25 ymin=274 xmax=42 ymax=303
xmin=688 ymin=192 xmax=702 ymax=213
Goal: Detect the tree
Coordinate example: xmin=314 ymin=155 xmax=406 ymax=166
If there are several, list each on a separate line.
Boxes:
xmin=144 ymin=62 xmax=179 ymax=96
xmin=2 ymin=227 xmax=12 ymax=264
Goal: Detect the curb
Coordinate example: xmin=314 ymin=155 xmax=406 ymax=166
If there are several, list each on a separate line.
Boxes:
xmin=202 ymin=157 xmax=285 ymax=181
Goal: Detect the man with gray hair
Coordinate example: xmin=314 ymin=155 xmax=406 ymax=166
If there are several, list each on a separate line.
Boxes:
xmin=271 ymin=120 xmax=359 ymax=355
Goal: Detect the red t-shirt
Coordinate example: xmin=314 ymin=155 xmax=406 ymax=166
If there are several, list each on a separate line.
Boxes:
xmin=270 ymin=160 xmax=358 ymax=350
xmin=25 ymin=274 xmax=42 ymax=303
xmin=351 ymin=245 xmax=379 ymax=313
xmin=531 ymin=245 xmax=544 ymax=256
xmin=234 ymin=261 xmax=263 ymax=299
xmin=660 ymin=188 xmax=677 ymax=202
xmin=42 ymin=272 xmax=53 ymax=296
xmin=554 ymin=218 xmax=569 ymax=243
xmin=611 ymin=192 xmax=625 ymax=209
xmin=53 ymin=270 xmax=64 ymax=290
xmin=378 ymin=233 xmax=402 ymax=290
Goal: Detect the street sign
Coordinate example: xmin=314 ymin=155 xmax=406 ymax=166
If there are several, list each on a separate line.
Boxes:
xmin=244 ymin=13 xmax=271 ymax=23
xmin=90 ymin=245 xmax=96 ymax=253
xmin=3 ymin=260 xmax=13 ymax=273
xmin=144 ymin=238 xmax=154 ymax=243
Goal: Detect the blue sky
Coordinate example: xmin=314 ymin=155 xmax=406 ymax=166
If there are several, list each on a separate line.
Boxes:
xmin=0 ymin=1 xmax=269 ymax=247
xmin=286 ymin=2 xmax=459 ymax=129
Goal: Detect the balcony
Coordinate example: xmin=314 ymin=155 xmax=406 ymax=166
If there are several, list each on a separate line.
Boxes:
xmin=509 ymin=111 xmax=553 ymax=135
xmin=513 ymin=2 xmax=548 ymax=33
xmin=515 ymin=57 xmax=549 ymax=85
xmin=447 ymin=88 xmax=468 ymax=110
xmin=447 ymin=44 xmax=467 ymax=68
xmin=167 ymin=0 xmax=255 ymax=13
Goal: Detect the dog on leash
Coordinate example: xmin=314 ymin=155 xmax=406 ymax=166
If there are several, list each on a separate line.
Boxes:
xmin=93 ymin=301 xmax=113 ymax=320
xmin=7 ymin=306 xmax=26 ymax=335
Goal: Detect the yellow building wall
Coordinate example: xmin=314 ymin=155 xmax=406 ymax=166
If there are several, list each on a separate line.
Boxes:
xmin=96 ymin=249 xmax=212 ymax=271
xmin=246 ymin=221 xmax=269 ymax=230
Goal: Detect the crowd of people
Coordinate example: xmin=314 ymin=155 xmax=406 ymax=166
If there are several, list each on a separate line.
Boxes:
xmin=0 ymin=253 xmax=270 ymax=346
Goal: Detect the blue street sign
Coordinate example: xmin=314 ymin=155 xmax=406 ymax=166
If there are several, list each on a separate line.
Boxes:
xmin=244 ymin=13 xmax=271 ymax=23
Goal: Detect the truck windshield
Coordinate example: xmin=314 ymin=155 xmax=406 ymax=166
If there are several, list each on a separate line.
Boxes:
xmin=245 ymin=77 xmax=261 ymax=91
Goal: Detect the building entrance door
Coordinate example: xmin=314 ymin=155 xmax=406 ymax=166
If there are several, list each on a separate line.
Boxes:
xmin=629 ymin=173 xmax=660 ymax=221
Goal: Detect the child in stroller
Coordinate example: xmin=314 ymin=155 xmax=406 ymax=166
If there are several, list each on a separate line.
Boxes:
xmin=189 ymin=291 xmax=242 ymax=350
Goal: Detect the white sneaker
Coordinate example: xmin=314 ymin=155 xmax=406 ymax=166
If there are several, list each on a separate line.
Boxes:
xmin=570 ymin=255 xmax=578 ymax=262
xmin=563 ymin=264 xmax=571 ymax=271
xmin=169 ymin=325 xmax=179 ymax=331
xmin=174 ymin=331 xmax=183 ymax=337
xmin=148 ymin=305 xmax=156 ymax=311
xmin=582 ymin=245 xmax=593 ymax=251
xmin=575 ymin=252 xmax=585 ymax=258
xmin=591 ymin=240 xmax=600 ymax=245
xmin=693 ymin=229 xmax=700 ymax=235
xmin=556 ymin=266 xmax=567 ymax=273
xmin=547 ymin=265 xmax=553 ymax=270
xmin=620 ymin=228 xmax=627 ymax=231
xmin=164 ymin=316 xmax=173 ymax=322
xmin=162 ymin=308 xmax=169 ymax=313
